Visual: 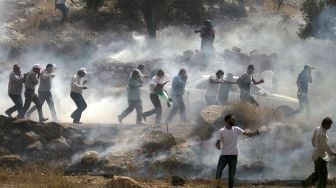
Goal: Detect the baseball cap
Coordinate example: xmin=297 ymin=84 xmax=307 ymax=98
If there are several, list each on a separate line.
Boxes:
xmin=79 ymin=67 xmax=87 ymax=73
xmin=304 ymin=64 xmax=315 ymax=70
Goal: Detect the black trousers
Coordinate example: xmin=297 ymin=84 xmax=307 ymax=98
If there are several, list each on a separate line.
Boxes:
xmin=167 ymin=95 xmax=186 ymax=122
xmin=27 ymin=91 xmax=57 ymax=120
xmin=5 ymin=94 xmax=23 ymax=116
xmin=142 ymin=93 xmax=162 ymax=123
xmin=119 ymin=100 xmax=143 ymax=124
xmin=20 ymin=89 xmax=45 ymax=121
xmin=303 ymin=157 xmax=328 ymax=188
xmin=70 ymin=92 xmax=87 ymax=122
xmin=216 ymin=155 xmax=237 ymax=188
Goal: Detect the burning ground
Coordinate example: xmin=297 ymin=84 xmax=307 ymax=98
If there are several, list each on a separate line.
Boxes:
xmin=1 ymin=104 xmax=336 ymax=187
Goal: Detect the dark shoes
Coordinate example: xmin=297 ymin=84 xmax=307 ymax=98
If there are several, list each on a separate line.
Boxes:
xmin=39 ymin=117 xmax=49 ymax=123
xmin=5 ymin=111 xmax=12 ymax=118
xmin=73 ymin=120 xmax=83 ymax=124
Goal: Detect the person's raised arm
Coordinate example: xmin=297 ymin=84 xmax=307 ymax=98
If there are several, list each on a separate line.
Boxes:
xmin=242 ymin=129 xmax=260 ymax=137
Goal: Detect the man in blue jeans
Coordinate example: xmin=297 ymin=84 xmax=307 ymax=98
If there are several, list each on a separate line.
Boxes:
xmin=215 ymin=114 xmax=260 ymax=188
xmin=70 ymin=68 xmax=88 ymax=124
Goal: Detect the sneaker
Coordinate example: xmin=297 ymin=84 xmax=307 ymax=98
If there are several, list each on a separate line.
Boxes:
xmin=39 ymin=117 xmax=49 ymax=123
xmin=5 ymin=111 xmax=12 ymax=118
xmin=117 ymin=115 xmax=123 ymax=124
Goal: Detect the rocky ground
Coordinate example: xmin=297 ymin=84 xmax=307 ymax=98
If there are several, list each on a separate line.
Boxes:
xmin=1 ymin=104 xmax=336 ymax=187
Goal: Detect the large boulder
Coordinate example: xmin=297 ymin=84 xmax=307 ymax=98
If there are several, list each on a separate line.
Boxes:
xmin=0 ymin=155 xmax=23 ymax=168
xmin=142 ymin=131 xmax=176 ymax=154
xmin=194 ymin=105 xmax=230 ymax=140
xmin=198 ymin=105 xmax=231 ymax=125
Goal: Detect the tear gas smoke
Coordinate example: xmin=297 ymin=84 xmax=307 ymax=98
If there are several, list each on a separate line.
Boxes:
xmin=0 ymin=1 xmax=336 ymax=181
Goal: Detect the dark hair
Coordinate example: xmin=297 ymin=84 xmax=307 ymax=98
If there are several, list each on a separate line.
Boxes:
xmin=224 ymin=114 xmax=233 ymax=122
xmin=322 ymin=117 xmax=333 ymax=126
xmin=157 ymin=69 xmax=164 ymax=76
xmin=138 ymin=64 xmax=145 ymax=70
xmin=13 ymin=64 xmax=20 ymax=70
xmin=131 ymin=70 xmax=139 ymax=78
xmin=216 ymin=70 xmax=224 ymax=76
xmin=247 ymin=64 xmax=254 ymax=70
xmin=178 ymin=68 xmax=186 ymax=75
xmin=46 ymin=64 xmax=53 ymax=68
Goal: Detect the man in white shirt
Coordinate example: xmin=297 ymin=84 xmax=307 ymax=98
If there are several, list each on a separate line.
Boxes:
xmin=206 ymin=70 xmax=234 ymax=105
xmin=27 ymin=64 xmax=58 ymax=121
xmin=70 ymin=68 xmax=88 ymax=124
xmin=302 ymin=117 xmax=336 ymax=188
xmin=215 ymin=114 xmax=260 ymax=188
xmin=142 ymin=69 xmax=170 ymax=124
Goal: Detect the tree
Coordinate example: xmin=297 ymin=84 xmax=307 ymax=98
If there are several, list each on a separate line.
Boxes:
xmin=299 ymin=0 xmax=336 ymax=39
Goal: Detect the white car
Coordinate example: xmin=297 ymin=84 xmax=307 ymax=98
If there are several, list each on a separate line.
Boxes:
xmin=166 ymin=75 xmax=299 ymax=116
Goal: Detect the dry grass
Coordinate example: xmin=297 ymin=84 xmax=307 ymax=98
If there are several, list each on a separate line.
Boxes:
xmin=0 ymin=164 xmax=79 ymax=188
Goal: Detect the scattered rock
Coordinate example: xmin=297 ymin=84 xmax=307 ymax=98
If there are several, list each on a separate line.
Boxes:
xmin=198 ymin=105 xmax=231 ymax=125
xmin=105 ymin=176 xmax=142 ymax=188
xmin=142 ymin=131 xmax=176 ymax=153
xmin=24 ymin=131 xmax=40 ymax=142
xmin=0 ymin=155 xmax=23 ymax=168
xmin=0 ymin=147 xmax=11 ymax=156
xmin=47 ymin=136 xmax=70 ymax=151
xmin=81 ymin=151 xmax=101 ymax=166
xmin=26 ymin=141 xmax=43 ymax=151
xmin=171 ymin=175 xmax=186 ymax=186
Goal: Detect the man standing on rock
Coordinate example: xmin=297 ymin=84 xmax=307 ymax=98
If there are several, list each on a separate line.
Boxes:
xmin=302 ymin=117 xmax=336 ymax=188
xmin=237 ymin=65 xmax=264 ymax=106
xmin=118 ymin=69 xmax=144 ymax=125
xmin=215 ymin=114 xmax=260 ymax=188
xmin=167 ymin=69 xmax=188 ymax=123
xmin=70 ymin=68 xmax=88 ymax=124
xmin=19 ymin=64 xmax=49 ymax=123
xmin=5 ymin=64 xmax=25 ymax=118
xmin=26 ymin=64 xmax=58 ymax=121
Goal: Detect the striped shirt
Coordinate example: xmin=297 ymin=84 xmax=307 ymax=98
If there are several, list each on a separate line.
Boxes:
xmin=25 ymin=71 xmax=39 ymax=90
xmin=8 ymin=72 xmax=24 ymax=95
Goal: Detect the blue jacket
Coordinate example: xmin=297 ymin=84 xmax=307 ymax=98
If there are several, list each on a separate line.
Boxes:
xmin=171 ymin=75 xmax=187 ymax=96
xmin=127 ymin=77 xmax=144 ymax=100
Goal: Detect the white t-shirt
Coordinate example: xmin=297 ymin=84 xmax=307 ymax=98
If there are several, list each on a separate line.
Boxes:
xmin=217 ymin=126 xmax=244 ymax=155
xmin=206 ymin=73 xmax=220 ymax=97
